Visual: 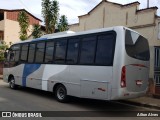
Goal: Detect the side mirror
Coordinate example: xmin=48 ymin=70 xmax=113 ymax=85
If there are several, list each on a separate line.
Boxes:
xmin=4 ymin=52 xmax=7 ymax=58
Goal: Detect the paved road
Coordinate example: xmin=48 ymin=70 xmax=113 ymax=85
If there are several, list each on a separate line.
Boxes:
xmin=0 ymin=80 xmax=159 ymax=120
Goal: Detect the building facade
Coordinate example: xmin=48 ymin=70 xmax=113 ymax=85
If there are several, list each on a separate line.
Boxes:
xmin=69 ymin=0 xmax=160 ymax=95
xmin=0 ymin=9 xmax=41 ymax=44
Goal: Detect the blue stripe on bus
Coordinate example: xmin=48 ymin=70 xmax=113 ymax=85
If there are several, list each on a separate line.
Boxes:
xmin=22 ymin=64 xmax=41 ymax=87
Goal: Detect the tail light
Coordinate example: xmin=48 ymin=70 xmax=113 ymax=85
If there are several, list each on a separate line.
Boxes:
xmin=121 ymin=66 xmax=126 ymax=88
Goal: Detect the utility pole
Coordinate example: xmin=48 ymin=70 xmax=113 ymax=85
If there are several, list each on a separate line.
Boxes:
xmin=147 ymin=0 xmax=149 ymax=8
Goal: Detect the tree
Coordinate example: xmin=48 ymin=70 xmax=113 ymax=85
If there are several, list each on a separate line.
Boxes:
xmin=17 ymin=11 xmax=29 ymax=41
xmin=50 ymin=0 xmax=59 ymax=33
xmin=42 ymin=0 xmax=59 ymax=34
xmin=32 ymin=24 xmax=42 ymax=39
xmin=58 ymin=15 xmax=69 ymax=32
xmin=42 ymin=0 xmax=51 ymax=34
xmin=0 ymin=41 xmax=8 ymax=62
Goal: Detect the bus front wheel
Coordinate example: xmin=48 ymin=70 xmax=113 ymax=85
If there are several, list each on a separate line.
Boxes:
xmin=55 ymin=84 xmax=69 ymax=103
xmin=9 ymin=77 xmax=17 ymax=89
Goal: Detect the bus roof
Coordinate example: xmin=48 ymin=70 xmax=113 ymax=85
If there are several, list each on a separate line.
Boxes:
xmin=14 ymin=26 xmax=140 ymax=45
xmin=41 ymin=31 xmax=75 ymax=38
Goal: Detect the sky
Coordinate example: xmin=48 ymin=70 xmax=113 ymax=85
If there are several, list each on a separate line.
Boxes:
xmin=0 ymin=0 xmax=160 ymax=24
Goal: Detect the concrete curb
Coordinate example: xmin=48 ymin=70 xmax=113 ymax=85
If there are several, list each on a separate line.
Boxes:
xmin=119 ymin=100 xmax=160 ymax=110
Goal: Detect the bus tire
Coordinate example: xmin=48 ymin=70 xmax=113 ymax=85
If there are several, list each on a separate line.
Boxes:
xmin=9 ymin=77 xmax=17 ymax=89
xmin=55 ymin=84 xmax=69 ymax=103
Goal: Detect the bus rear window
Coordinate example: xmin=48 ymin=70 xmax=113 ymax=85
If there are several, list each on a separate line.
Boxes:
xmin=125 ymin=30 xmax=150 ymax=61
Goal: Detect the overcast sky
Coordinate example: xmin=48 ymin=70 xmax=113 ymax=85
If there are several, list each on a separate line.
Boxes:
xmin=0 ymin=0 xmax=159 ymax=24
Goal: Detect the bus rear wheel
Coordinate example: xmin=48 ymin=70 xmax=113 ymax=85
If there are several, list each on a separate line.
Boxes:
xmin=9 ymin=77 xmax=17 ymax=89
xmin=55 ymin=84 xmax=69 ymax=103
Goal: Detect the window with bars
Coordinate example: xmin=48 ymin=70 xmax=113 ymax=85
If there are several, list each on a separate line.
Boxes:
xmin=154 ymin=47 xmax=160 ymax=86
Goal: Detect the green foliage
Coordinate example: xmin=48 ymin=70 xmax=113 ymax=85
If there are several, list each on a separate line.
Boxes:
xmin=32 ymin=24 xmax=42 ymax=39
xmin=42 ymin=0 xmax=59 ymax=34
xmin=17 ymin=11 xmax=29 ymax=41
xmin=19 ymin=33 xmax=28 ymax=41
xmin=58 ymin=15 xmax=69 ymax=32
xmin=0 ymin=41 xmax=8 ymax=62
xmin=42 ymin=0 xmax=51 ymax=34
xmin=50 ymin=0 xmax=59 ymax=32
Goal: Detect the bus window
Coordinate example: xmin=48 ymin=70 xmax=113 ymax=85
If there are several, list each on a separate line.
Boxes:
xmin=28 ymin=44 xmax=36 ymax=63
xmin=10 ymin=44 xmax=20 ymax=62
xmin=80 ymin=36 xmax=96 ymax=64
xmin=125 ymin=30 xmax=150 ymax=61
xmin=35 ymin=42 xmax=45 ymax=63
xmin=45 ymin=41 xmax=54 ymax=63
xmin=95 ymin=34 xmax=115 ymax=65
xmin=10 ymin=51 xmax=15 ymax=61
xmin=66 ymin=38 xmax=79 ymax=64
xmin=20 ymin=44 xmax=29 ymax=62
xmin=54 ymin=39 xmax=67 ymax=64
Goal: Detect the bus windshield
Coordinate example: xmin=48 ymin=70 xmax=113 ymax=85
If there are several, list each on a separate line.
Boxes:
xmin=125 ymin=30 xmax=150 ymax=61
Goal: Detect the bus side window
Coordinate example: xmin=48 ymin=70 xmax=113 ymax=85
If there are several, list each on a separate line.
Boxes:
xmin=28 ymin=44 xmax=36 ymax=63
xmin=95 ymin=34 xmax=115 ymax=65
xmin=9 ymin=45 xmax=20 ymax=61
xmin=66 ymin=38 xmax=79 ymax=64
xmin=10 ymin=51 xmax=15 ymax=61
xmin=54 ymin=39 xmax=67 ymax=64
xmin=79 ymin=36 xmax=96 ymax=64
xmin=44 ymin=41 xmax=54 ymax=63
xmin=35 ymin=42 xmax=45 ymax=63
xmin=21 ymin=44 xmax=29 ymax=62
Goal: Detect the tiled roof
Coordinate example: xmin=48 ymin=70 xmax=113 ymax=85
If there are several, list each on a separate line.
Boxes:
xmin=0 ymin=9 xmax=42 ymax=22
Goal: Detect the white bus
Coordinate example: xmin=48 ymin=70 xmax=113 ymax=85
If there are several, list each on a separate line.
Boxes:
xmin=3 ymin=26 xmax=150 ymax=102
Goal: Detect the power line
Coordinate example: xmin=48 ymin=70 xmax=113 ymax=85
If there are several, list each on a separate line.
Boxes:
xmin=18 ymin=0 xmax=31 ymax=12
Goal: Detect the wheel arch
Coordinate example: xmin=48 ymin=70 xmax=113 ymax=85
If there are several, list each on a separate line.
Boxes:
xmin=53 ymin=83 xmax=67 ymax=94
xmin=8 ymin=74 xmax=14 ymax=82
